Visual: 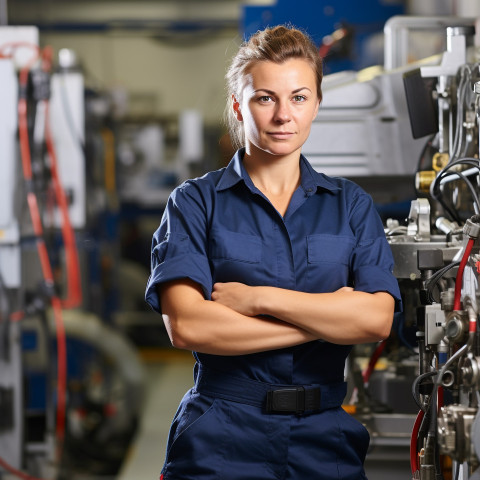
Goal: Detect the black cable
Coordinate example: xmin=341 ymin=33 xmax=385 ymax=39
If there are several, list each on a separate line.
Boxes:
xmin=0 ymin=270 xmax=10 ymax=361
xmin=415 ymin=134 xmax=437 ymax=174
xmin=425 ymin=261 xmax=461 ymax=304
xmin=428 ymin=345 xmax=469 ymax=478
xmin=435 ymin=189 xmax=462 ymax=224
xmin=431 ymin=158 xmax=480 ymax=221
xmin=446 ymin=228 xmax=463 ymax=243
xmin=435 ymin=159 xmax=480 ymax=179
xmin=412 ymin=370 xmax=438 ymax=412
xmin=427 ymin=388 xmax=445 ymax=479
xmin=440 ymin=170 xmax=480 ymax=213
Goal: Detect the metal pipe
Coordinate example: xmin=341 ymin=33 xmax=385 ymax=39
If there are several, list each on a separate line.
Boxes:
xmin=475 ymin=81 xmax=480 ymax=160
xmin=384 ymin=15 xmax=476 ymax=70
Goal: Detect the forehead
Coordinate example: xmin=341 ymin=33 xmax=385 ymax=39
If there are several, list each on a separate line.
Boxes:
xmin=242 ymin=58 xmax=317 ymax=92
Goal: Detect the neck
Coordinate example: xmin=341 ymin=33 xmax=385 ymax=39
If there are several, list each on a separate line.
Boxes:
xmin=243 ymin=147 xmax=302 ymax=196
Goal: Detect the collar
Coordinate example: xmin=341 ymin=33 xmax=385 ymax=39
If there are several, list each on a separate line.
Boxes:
xmin=216 ymin=148 xmax=342 ymax=196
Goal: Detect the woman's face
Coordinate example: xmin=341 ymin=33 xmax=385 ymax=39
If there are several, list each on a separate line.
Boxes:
xmin=234 ymin=58 xmax=320 ymax=159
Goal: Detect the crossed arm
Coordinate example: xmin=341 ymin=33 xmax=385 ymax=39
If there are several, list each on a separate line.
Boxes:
xmin=159 ymin=279 xmax=394 ymax=356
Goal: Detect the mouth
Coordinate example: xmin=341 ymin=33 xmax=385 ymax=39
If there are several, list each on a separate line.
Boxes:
xmin=267 ymin=131 xmax=294 ymax=139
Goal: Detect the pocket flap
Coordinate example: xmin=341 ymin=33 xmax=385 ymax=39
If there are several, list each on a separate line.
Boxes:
xmin=210 ymin=230 xmax=262 ymax=263
xmin=307 ymin=234 xmax=354 ymax=265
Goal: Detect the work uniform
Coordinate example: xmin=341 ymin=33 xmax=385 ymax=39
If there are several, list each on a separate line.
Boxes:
xmin=145 ymin=149 xmax=401 ymax=480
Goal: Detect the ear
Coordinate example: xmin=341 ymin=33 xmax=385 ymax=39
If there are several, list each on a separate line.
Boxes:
xmin=232 ymin=95 xmax=243 ymax=122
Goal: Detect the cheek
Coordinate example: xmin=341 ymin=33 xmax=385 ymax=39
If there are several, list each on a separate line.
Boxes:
xmin=242 ymin=111 xmax=262 ymax=137
xmin=301 ymin=108 xmax=318 ymax=130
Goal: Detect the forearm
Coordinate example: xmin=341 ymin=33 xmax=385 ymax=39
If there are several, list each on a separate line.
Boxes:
xmin=254 ymin=287 xmax=394 ymax=344
xmin=160 ymin=281 xmax=317 ymax=355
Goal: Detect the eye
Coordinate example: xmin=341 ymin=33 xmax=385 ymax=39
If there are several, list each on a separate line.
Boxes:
xmin=257 ymin=95 xmax=273 ymax=103
xmin=293 ymin=95 xmax=307 ymax=103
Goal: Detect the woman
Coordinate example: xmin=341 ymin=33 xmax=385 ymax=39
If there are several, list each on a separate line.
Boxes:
xmin=145 ymin=25 xmax=401 ymax=480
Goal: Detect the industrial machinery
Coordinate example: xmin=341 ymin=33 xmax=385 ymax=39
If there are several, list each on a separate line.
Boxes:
xmin=390 ymin=22 xmax=480 ymax=480
xmin=4 ymin=11 xmax=480 ymax=480
xmin=0 ymin=26 xmax=145 ymax=480
xmin=341 ymin=17 xmax=480 ymax=480
xmin=303 ymin=14 xmax=480 ymax=480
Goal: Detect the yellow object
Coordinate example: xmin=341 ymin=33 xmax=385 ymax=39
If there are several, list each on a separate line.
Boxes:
xmin=415 ymin=170 xmax=436 ymax=193
xmin=432 ymin=152 xmax=449 ymax=171
xmin=342 ymin=404 xmax=357 ymax=415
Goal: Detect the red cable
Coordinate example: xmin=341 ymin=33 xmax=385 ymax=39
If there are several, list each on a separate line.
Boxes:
xmin=0 ymin=456 xmax=48 ymax=480
xmin=362 ymin=340 xmax=386 ymax=383
xmin=453 ymin=237 xmax=475 ymax=311
xmin=41 ymin=43 xmax=82 ymax=308
xmin=410 ymin=409 xmax=424 ymax=474
xmin=44 ymin=101 xmax=82 ymax=309
xmin=26 ymin=193 xmax=54 ymax=282
xmin=18 ymin=98 xmax=33 ymax=180
xmin=17 ymin=59 xmax=67 ymax=459
xmin=0 ymin=42 xmax=66 ymax=480
xmin=437 ymin=385 xmax=444 ymax=412
xmin=5 ymin=41 xmax=82 ymax=309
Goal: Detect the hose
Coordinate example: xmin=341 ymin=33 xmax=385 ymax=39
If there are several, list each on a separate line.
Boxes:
xmin=15 ymin=43 xmax=67 ymax=457
xmin=411 ymin=409 xmax=425 ymax=475
xmin=453 ymin=237 xmax=475 ymax=311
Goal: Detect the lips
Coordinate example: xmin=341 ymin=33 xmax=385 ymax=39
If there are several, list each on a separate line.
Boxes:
xmin=267 ymin=131 xmax=294 ymax=139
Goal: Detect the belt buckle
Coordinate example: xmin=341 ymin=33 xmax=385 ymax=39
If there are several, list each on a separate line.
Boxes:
xmin=266 ymin=386 xmax=305 ymax=414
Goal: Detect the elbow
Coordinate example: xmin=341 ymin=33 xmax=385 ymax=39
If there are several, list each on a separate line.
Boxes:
xmin=169 ymin=332 xmax=191 ymax=351
xmin=365 ymin=293 xmax=395 ymax=342
xmin=163 ymin=312 xmax=214 ymax=352
xmin=368 ymin=312 xmax=393 ymax=342
xmin=162 ymin=313 xmax=196 ymax=351
xmin=375 ymin=323 xmax=392 ymax=342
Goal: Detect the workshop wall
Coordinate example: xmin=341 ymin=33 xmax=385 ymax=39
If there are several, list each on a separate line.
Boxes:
xmin=7 ymin=0 xmax=263 ymax=124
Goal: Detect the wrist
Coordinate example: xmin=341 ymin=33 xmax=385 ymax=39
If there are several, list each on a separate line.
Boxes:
xmin=254 ymin=286 xmax=270 ymax=317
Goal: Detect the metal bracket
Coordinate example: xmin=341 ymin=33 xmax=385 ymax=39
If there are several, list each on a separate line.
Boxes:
xmin=407 ymin=198 xmax=431 ymax=239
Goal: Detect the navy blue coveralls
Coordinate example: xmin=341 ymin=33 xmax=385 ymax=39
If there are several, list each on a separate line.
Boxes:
xmin=145 ymin=149 xmax=402 ymax=480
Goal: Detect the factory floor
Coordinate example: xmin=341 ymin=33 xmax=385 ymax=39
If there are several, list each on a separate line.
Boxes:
xmin=117 ymin=349 xmax=195 ymax=480
xmin=115 ymin=348 xmax=412 ymax=480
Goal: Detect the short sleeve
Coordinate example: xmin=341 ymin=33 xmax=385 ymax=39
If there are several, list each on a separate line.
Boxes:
xmin=349 ymin=191 xmax=402 ymax=312
xmin=145 ymin=183 xmax=213 ymax=313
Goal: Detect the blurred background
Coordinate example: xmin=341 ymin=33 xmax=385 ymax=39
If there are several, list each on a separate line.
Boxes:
xmin=2 ymin=1 xmax=480 ymax=479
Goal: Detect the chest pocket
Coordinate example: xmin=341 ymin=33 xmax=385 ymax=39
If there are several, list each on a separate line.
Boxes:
xmin=307 ymin=234 xmax=355 ymax=265
xmin=209 ymin=229 xmax=262 ymax=283
xmin=210 ymin=229 xmax=262 ymax=263
xmin=307 ymin=234 xmax=355 ymax=292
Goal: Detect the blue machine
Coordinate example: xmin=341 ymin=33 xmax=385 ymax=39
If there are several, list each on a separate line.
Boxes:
xmin=242 ymin=0 xmax=405 ymax=73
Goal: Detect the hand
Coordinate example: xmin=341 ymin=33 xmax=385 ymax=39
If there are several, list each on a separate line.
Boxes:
xmin=211 ymin=282 xmax=258 ymax=317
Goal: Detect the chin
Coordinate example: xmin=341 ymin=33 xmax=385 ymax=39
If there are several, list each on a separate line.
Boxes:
xmin=248 ymin=139 xmax=302 ymax=158
xmin=265 ymin=145 xmax=301 ymax=157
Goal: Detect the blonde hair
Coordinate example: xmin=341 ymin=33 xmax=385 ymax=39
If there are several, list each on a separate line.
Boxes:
xmin=225 ymin=25 xmax=323 ymax=149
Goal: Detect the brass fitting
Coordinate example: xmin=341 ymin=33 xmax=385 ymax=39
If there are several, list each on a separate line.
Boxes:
xmin=415 ymin=170 xmax=436 ymax=193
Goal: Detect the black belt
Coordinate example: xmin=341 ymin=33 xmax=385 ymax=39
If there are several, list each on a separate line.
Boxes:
xmin=194 ymin=365 xmax=347 ymax=415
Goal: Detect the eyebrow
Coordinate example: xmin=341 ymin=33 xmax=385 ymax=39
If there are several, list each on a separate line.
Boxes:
xmin=254 ymin=87 xmax=312 ymax=94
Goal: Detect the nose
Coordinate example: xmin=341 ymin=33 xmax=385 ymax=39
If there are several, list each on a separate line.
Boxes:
xmin=273 ymin=100 xmax=291 ymax=123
